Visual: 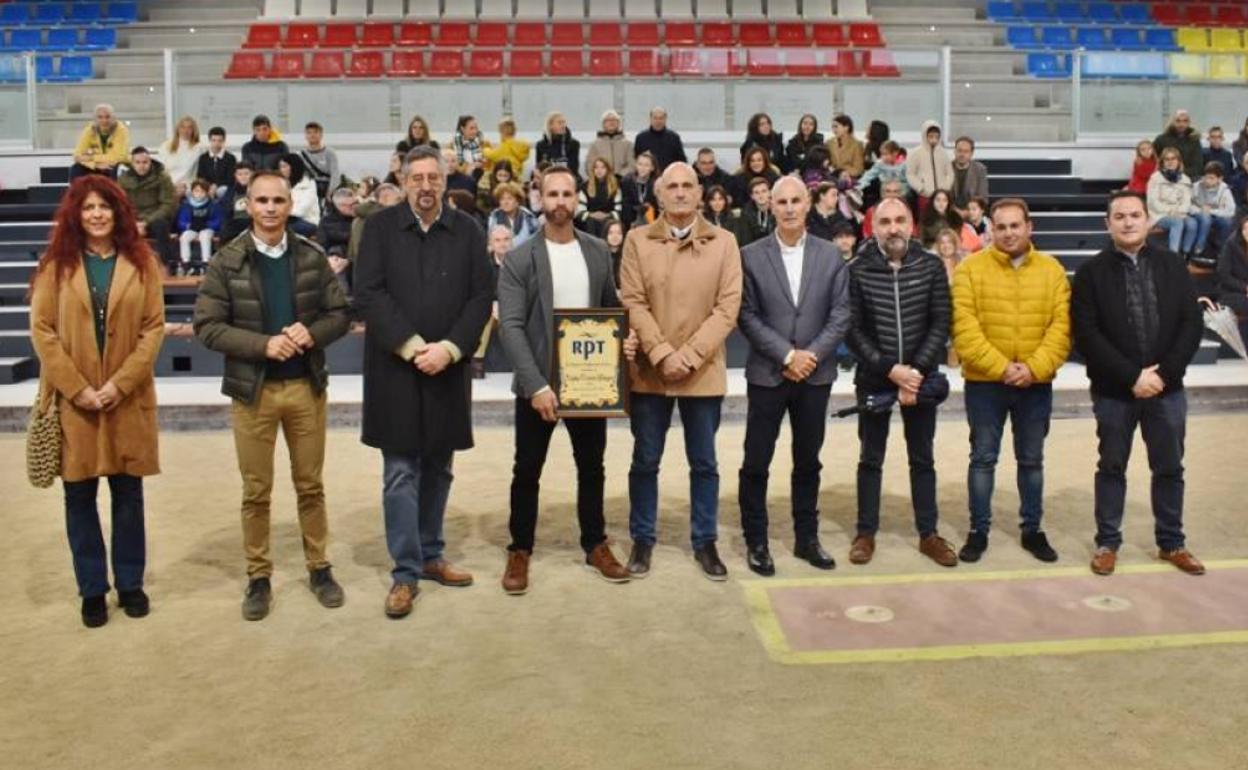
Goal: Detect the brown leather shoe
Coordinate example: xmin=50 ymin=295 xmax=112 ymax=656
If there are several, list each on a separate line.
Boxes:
xmin=1159 ymin=548 xmax=1206 ymax=575
xmin=1090 ymin=546 xmax=1117 ymax=576
xmin=586 ymin=543 xmax=630 ymax=583
xmin=502 ymin=550 xmax=530 ymax=595
xmin=849 ymin=535 xmax=875 ymax=565
xmin=384 ymin=582 xmax=418 ymax=618
xmin=918 ymin=534 xmax=958 ymax=567
xmin=422 ymin=559 xmax=474 ymax=587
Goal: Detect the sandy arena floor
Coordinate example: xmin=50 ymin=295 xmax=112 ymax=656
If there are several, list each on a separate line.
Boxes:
xmin=2 ymin=413 xmax=1246 ymax=769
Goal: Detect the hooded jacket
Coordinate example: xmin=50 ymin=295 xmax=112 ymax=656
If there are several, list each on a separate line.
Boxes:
xmin=118 ymin=159 xmax=177 ymax=224
xmin=241 ymin=130 xmax=289 ymax=171
xmin=73 ymin=120 xmax=130 ymax=170
xmin=1153 ymin=125 xmax=1204 ymax=180
xmin=905 ymin=120 xmax=955 ymax=198
xmin=1190 ymin=178 xmax=1235 ymax=219
xmin=1146 ymin=170 xmax=1192 ymax=221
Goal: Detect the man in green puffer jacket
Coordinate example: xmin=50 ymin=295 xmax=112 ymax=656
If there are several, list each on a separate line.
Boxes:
xmin=118 ymin=147 xmax=177 ymax=271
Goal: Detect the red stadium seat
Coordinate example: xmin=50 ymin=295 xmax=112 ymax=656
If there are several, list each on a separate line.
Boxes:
xmin=812 ymin=23 xmax=847 ymax=47
xmin=552 ymin=23 xmax=583 ymax=46
xmin=322 ymin=24 xmax=357 ymax=48
xmin=863 ymin=49 xmax=900 ymax=77
xmin=1184 ymin=5 xmax=1215 ymax=27
xmin=849 ymin=23 xmax=883 ymax=47
xmin=1151 ymin=4 xmax=1182 ymax=26
xmin=429 ymin=50 xmax=463 ymax=76
xmin=389 ymin=51 xmax=423 ymax=77
xmin=284 ymin=24 xmax=320 ymax=49
xmin=307 ymin=51 xmax=345 ymax=78
xmin=829 ymin=49 xmax=861 ymax=77
xmin=703 ymin=49 xmax=743 ymax=77
xmin=1214 ymin=6 xmax=1246 ymax=27
xmin=436 ymin=22 xmax=470 ymax=47
xmin=785 ymin=49 xmax=820 ymax=77
xmin=550 ymin=49 xmax=583 ymax=75
xmin=701 ymin=22 xmax=734 ymax=47
xmin=589 ymin=23 xmax=622 ymax=47
xmin=588 ymin=49 xmax=622 ymax=76
xmin=225 ymin=52 xmax=266 ymax=79
xmin=627 ymin=49 xmax=663 ymax=76
xmin=347 ymin=51 xmax=384 ymax=78
xmin=626 ymin=23 xmax=659 ymax=47
xmin=398 ymin=22 xmax=433 ymax=47
xmin=468 ymin=50 xmax=503 ymax=77
xmin=669 ymin=48 xmax=704 ymax=76
xmin=514 ymin=23 xmax=547 ymax=46
xmin=360 ymin=23 xmax=394 ymax=48
xmin=776 ymin=22 xmax=809 ymax=46
xmin=739 ymin=23 xmax=772 ymax=46
xmin=745 ymin=48 xmax=783 ymax=76
xmin=243 ymin=25 xmax=282 ymax=49
xmin=509 ymin=50 xmax=544 ymax=76
xmin=665 ymin=22 xmax=696 ymax=46
xmin=475 ymin=23 xmax=508 ymax=46
xmin=268 ymin=52 xmax=306 ymax=78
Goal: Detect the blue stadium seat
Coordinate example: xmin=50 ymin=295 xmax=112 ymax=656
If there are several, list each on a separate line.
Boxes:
xmin=5 ymin=29 xmax=42 ymax=51
xmin=1144 ymin=28 xmax=1179 ymax=52
xmin=1007 ymin=26 xmax=1040 ymax=49
xmin=81 ymin=28 xmax=116 ymax=51
xmin=1111 ymin=27 xmax=1145 ymax=50
xmin=70 ymin=3 xmax=104 ymax=24
xmin=1087 ymin=2 xmax=1116 ymax=24
xmin=1019 ymin=2 xmax=1055 ymax=22
xmin=104 ymin=2 xmax=139 ymax=23
xmin=1027 ymin=52 xmax=1070 ymax=77
xmin=1041 ymin=26 xmax=1075 ymax=49
xmin=987 ymin=2 xmax=1019 ymax=22
xmin=1119 ymin=4 xmax=1151 ymax=25
xmin=1076 ymin=27 xmax=1112 ymax=50
xmin=34 ymin=55 xmax=54 ymax=81
xmin=1054 ymin=2 xmax=1085 ymax=23
xmin=1 ymin=4 xmax=30 ymax=25
xmin=53 ymin=55 xmax=93 ymax=81
xmin=44 ymin=28 xmax=78 ymax=52
xmin=33 ymin=4 xmax=67 ymax=25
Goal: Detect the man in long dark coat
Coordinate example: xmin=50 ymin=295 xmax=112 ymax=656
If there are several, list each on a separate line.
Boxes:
xmin=354 ymin=145 xmax=493 ymax=619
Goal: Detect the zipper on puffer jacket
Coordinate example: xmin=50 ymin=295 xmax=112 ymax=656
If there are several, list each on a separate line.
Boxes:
xmin=892 ymin=266 xmax=905 ymax=362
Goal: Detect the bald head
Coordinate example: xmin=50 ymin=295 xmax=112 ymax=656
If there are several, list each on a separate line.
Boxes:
xmin=771 ymin=175 xmax=806 ymax=200
xmin=657 ymin=162 xmax=700 ymax=226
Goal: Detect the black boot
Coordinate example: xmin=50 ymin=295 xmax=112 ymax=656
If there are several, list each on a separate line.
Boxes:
xmin=118 ymin=588 xmax=150 ymax=618
xmin=81 ymin=595 xmax=108 ymax=628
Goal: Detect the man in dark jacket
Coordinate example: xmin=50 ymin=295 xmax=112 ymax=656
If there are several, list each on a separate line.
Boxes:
xmin=197 ymin=126 xmax=237 ymax=198
xmin=118 ymin=147 xmax=178 ymax=271
xmin=318 ymin=186 xmax=356 ymax=296
xmin=193 ymin=170 xmax=352 ymax=621
xmin=353 ymin=145 xmax=494 ymax=619
xmin=240 ymin=114 xmax=289 ymax=172
xmin=1153 ymin=110 xmax=1204 ymax=181
xmin=846 ymin=198 xmax=958 ymax=568
xmin=739 ymin=177 xmax=776 ymax=245
xmin=695 ymin=148 xmax=733 ymax=202
xmin=951 ymin=136 xmax=989 ymax=216
xmin=1072 ymin=190 xmax=1205 ymax=577
xmin=633 ymin=107 xmax=687 ymax=173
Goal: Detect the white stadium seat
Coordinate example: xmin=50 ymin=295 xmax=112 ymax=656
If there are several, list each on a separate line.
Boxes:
xmin=516 ymin=0 xmax=549 ymax=18
xmin=263 ymin=0 xmax=297 ymax=19
xmin=837 ymin=0 xmax=870 ymax=19
xmin=803 ymin=0 xmax=833 ymax=18
xmin=408 ymin=0 xmax=442 ymax=17
xmin=623 ymin=0 xmax=655 ymax=18
xmin=551 ymin=0 xmax=585 ymax=18
xmin=696 ymin=0 xmax=727 ymax=19
xmin=300 ymin=0 xmax=332 ymax=18
xmin=768 ymin=0 xmax=800 ymax=20
xmin=661 ymin=0 xmax=694 ymax=20
xmin=479 ymin=0 xmax=515 ymax=17
xmin=730 ymin=0 xmax=763 ymax=19
xmin=370 ymin=0 xmax=403 ymax=17
xmin=588 ymin=0 xmax=620 ymax=18
xmin=336 ymin=0 xmax=368 ymax=17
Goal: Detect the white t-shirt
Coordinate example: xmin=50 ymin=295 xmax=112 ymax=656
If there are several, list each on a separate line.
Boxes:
xmin=546 ymin=238 xmax=590 ymax=309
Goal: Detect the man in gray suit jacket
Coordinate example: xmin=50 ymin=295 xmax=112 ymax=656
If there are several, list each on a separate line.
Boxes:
xmin=496 ymin=166 xmax=631 ymax=595
xmin=737 ymin=176 xmax=852 ymax=576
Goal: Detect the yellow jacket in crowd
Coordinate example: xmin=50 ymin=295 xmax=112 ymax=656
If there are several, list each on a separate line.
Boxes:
xmin=73 ymin=121 xmax=130 ymax=170
xmin=951 ymin=243 xmax=1071 ymax=383
xmin=483 ymin=137 xmax=532 ymax=174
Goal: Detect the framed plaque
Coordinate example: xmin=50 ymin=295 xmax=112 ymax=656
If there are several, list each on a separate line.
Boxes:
xmin=551 ymin=308 xmax=630 ymax=418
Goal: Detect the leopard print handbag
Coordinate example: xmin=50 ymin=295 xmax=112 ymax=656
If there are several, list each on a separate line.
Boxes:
xmin=26 ymin=383 xmax=61 ymax=488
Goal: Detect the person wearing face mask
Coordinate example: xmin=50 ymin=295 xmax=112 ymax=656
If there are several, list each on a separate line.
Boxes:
xmin=736 ymin=177 xmax=852 ymax=577
xmin=845 ymin=198 xmax=956 ymax=567
xmin=174 ymin=178 xmax=223 ymax=276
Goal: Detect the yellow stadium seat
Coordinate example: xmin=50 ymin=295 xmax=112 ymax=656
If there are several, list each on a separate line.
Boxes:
xmin=1209 ymin=54 xmax=1244 ymax=81
xmin=1209 ymin=29 xmax=1244 ymax=53
xmin=1177 ymin=27 xmax=1211 ymax=52
xmin=1169 ymin=53 xmax=1206 ymax=80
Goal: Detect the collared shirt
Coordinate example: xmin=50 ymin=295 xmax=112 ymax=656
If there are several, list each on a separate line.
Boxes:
xmin=251 ymin=231 xmax=288 ymax=259
xmin=776 ymin=231 xmax=806 ymax=301
xmin=669 ymin=223 xmax=693 ymax=240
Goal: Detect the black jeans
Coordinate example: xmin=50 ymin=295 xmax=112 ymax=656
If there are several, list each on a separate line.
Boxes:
xmin=509 ymin=398 xmax=608 ymax=554
xmin=855 ymin=392 xmax=939 ymax=537
xmin=144 ymin=217 xmax=173 ymax=267
xmin=1092 ymin=390 xmax=1188 ymax=551
xmin=63 ymin=475 xmax=145 ymax=598
xmin=738 ymin=380 xmax=831 ymax=547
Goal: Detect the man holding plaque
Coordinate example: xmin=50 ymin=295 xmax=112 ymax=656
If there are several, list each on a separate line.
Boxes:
xmin=619 ymin=162 xmax=744 ymax=581
xmin=736 ymin=176 xmax=852 ymax=576
xmin=496 ymin=166 xmax=632 ymax=594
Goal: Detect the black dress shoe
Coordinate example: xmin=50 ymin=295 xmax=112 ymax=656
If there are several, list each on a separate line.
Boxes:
xmin=794 ymin=539 xmax=836 ymax=570
xmin=746 ymin=543 xmax=775 ymax=577
xmin=118 ymin=588 xmax=150 ymax=618
xmin=81 ymin=595 xmax=108 ymax=628
xmin=627 ymin=542 xmax=653 ymax=578
xmin=693 ymin=543 xmax=728 ymax=581
xmin=959 ymin=531 xmax=989 ymax=563
xmin=1021 ymin=530 xmax=1059 ymax=563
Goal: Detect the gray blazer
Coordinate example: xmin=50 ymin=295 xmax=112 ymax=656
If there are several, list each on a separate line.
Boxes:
xmin=738 ymin=233 xmax=852 ymax=387
xmin=497 ymin=230 xmax=619 ymax=398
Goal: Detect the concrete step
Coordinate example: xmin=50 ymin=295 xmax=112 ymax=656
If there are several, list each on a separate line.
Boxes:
xmin=0 ymin=243 xmax=42 ymax=262
xmin=991 ymin=175 xmax=1083 ymax=196
xmin=0 ymin=330 xmax=34 ymax=357
xmin=0 ymin=223 xmax=54 ymax=242
xmin=0 ymin=284 xmax=30 ymax=305
xmin=983 ymin=158 xmax=1073 ymax=175
xmin=27 ymin=185 xmax=65 ymax=206
xmin=1034 ymin=232 xmax=1111 ymax=252
xmin=0 ymin=307 xmax=30 ymax=331
xmin=0 ymin=262 xmax=38 ymax=284
xmin=0 ymin=356 xmax=37 ymax=384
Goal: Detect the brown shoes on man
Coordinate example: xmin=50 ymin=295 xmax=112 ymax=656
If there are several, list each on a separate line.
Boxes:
xmin=384 ymin=582 xmax=418 ymax=618
xmin=1158 ymin=548 xmax=1206 ymax=575
xmin=1090 ymin=547 xmax=1117 ymax=575
xmin=586 ymin=543 xmax=630 ymax=583
xmin=849 ymin=535 xmax=876 ymax=565
xmin=422 ymin=559 xmax=474 ymax=587
xmin=502 ymin=550 xmax=531 ymax=595
xmin=918 ymin=534 xmax=959 ymax=567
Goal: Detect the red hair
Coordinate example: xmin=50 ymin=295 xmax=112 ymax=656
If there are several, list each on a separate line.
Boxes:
xmin=32 ymin=175 xmax=158 ymax=288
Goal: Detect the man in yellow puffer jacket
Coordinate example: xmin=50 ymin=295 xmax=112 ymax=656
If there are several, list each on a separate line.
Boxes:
xmin=951 ymin=198 xmax=1071 ymax=565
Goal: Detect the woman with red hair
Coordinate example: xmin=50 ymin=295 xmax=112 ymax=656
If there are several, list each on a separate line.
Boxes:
xmin=29 ymin=175 xmax=166 ymax=628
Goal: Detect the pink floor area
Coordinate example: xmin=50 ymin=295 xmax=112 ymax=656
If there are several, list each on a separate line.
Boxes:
xmin=765 ymin=566 xmax=1248 ymax=653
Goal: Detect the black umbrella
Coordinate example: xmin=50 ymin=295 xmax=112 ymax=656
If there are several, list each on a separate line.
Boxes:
xmin=833 ymin=371 xmax=950 ymax=418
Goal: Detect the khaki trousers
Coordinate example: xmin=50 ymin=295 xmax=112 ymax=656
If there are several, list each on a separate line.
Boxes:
xmin=231 ymin=379 xmax=330 ymax=578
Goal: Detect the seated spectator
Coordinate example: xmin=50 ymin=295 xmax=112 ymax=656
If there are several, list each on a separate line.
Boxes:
xmin=1154 ymin=109 xmax=1203 ymax=180
xmin=1126 ymin=139 xmax=1156 ymax=195
xmin=862 ymin=179 xmax=917 ymax=240
xmin=118 ymin=147 xmax=177 ymax=272
xmin=620 ymin=151 xmax=658 ymax=229
xmin=535 ymin=111 xmax=581 ymax=176
xmin=527 ymin=164 xmax=548 ymax=215
xmin=575 ymin=158 xmax=621 ymax=237
xmin=932 ymin=227 xmax=965 ymax=282
xmin=173 ymin=178 xmax=222 ymax=275
xmin=278 ymin=153 xmax=320 ymax=237
xmin=219 ymin=161 xmax=254 ymax=241
xmin=586 ymin=109 xmax=634 ymax=179
xmin=1204 ymin=126 xmax=1234 ymax=173
xmin=447 ymin=189 xmax=487 ymax=231
xmin=703 ymin=185 xmax=736 ymax=231
xmin=633 ymin=106 xmax=686 ymax=172
xmin=604 ymin=219 xmax=626 ymax=286
xmin=906 ymin=120 xmax=954 ymax=215
xmin=70 ymin=103 xmax=129 ymax=181
xmin=863 ymin=119 xmax=892 ymax=168
xmin=318 ymin=186 xmax=356 ymax=257
xmin=197 ymin=126 xmax=237 ymax=199
xmin=831 ymin=221 xmax=858 ymax=261
xmin=383 ymin=151 xmax=403 ymax=187
xmin=740 ymin=112 xmax=787 ymax=173
xmin=452 ymin=114 xmax=490 ymax=179
xmin=396 ymin=115 xmax=438 ymax=154
xmin=951 ymin=136 xmax=989 ymax=216
xmin=919 ymin=189 xmax=978 ymax=251
xmin=301 ymin=121 xmax=340 ymax=204
xmin=1216 ymin=215 xmax=1248 ymax=319
xmin=488 ymin=223 xmax=514 ymax=271
xmin=1148 ymin=147 xmax=1196 ymax=257
xmin=347 ymin=182 xmax=402 ymax=263
xmin=825 ymin=114 xmax=865 ymax=181
xmin=785 ymin=114 xmax=824 ymax=174
xmin=487 ymin=181 xmax=539 ymax=247
xmin=156 ymin=115 xmax=205 ymax=196
xmin=441 ymin=147 xmax=478 ymax=195
xmin=799 ymin=144 xmax=835 ymax=190
xmin=483 ymin=117 xmax=531 ymax=176
xmin=1230 ymin=151 xmax=1248 ymax=215
xmin=1189 ymin=161 xmax=1236 ymax=262
xmin=965 ymin=196 xmax=992 ymax=247
xmin=477 ymin=160 xmax=516 ymax=213
xmin=738 ymin=177 xmax=775 ymax=246
xmin=807 ymin=182 xmax=855 ymax=242
xmin=241 ymin=114 xmax=288 ymax=171
xmin=731 ymin=146 xmax=781 ymax=208
xmin=694 ymin=148 xmax=733 ymax=201
xmin=855 ymin=140 xmax=909 ymax=197
xmin=355 ymin=175 xmax=380 ymax=201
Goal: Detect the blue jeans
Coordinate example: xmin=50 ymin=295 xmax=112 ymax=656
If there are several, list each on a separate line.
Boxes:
xmin=382 ymin=450 xmax=453 ymax=584
xmin=63 ymin=475 xmax=145 ymax=598
xmin=964 ymin=381 xmax=1053 ymax=535
xmin=1092 ymin=390 xmax=1187 ymax=552
xmin=1154 ymin=215 xmax=1188 ymax=253
xmin=1188 ymin=211 xmax=1235 ymax=253
xmin=628 ymin=394 xmax=722 ymax=549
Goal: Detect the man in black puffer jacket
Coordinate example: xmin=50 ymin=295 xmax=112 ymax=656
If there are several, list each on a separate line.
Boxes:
xmin=846 ymin=197 xmax=957 ymax=568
